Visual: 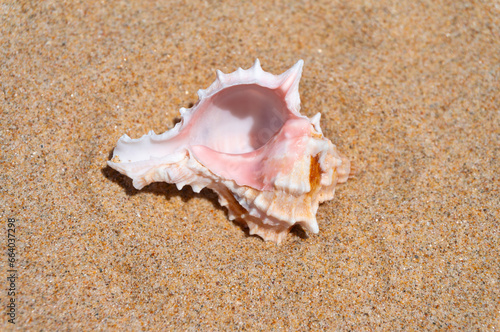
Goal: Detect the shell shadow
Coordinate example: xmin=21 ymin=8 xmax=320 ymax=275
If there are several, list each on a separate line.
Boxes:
xmin=102 ymin=148 xmax=308 ymax=243
xmin=101 ymin=161 xmax=256 ymax=238
xmin=289 ymin=224 xmax=309 ymax=240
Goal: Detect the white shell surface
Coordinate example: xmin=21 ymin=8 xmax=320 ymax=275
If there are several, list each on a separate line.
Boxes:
xmin=108 ymin=60 xmax=351 ymax=243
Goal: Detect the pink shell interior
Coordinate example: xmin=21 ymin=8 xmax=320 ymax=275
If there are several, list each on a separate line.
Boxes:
xmin=111 ymin=60 xmax=311 ymax=191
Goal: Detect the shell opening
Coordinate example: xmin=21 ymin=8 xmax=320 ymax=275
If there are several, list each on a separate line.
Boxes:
xmin=189 ymin=84 xmax=290 ymax=154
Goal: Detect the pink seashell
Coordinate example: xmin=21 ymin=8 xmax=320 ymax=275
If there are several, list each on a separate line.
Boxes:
xmin=108 ymin=60 xmax=351 ymax=243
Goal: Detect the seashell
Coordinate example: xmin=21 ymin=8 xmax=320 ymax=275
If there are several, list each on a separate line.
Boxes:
xmin=108 ymin=60 xmax=351 ymax=243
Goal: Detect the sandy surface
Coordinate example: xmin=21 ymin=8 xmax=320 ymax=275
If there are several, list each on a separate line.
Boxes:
xmin=1 ymin=0 xmax=499 ymax=330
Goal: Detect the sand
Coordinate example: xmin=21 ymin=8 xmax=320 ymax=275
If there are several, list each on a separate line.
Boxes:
xmin=1 ymin=0 xmax=499 ymax=330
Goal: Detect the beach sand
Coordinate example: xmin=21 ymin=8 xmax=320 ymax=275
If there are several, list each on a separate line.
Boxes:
xmin=1 ymin=0 xmax=499 ymax=330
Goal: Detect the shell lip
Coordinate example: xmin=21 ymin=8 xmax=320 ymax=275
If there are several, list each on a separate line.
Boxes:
xmin=185 ymin=59 xmax=305 ymax=126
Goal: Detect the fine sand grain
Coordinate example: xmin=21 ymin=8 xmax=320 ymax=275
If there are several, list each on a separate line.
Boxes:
xmin=1 ymin=1 xmax=499 ymax=330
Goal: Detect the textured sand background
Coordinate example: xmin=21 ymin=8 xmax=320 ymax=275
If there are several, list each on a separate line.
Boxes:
xmin=1 ymin=0 xmax=499 ymax=330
